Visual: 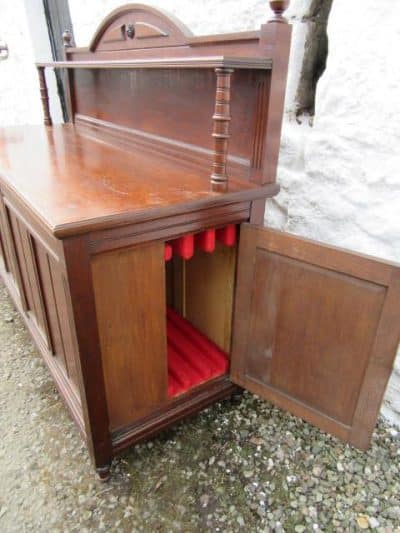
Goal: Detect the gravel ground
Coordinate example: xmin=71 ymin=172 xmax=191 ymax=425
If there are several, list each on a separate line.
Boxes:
xmin=0 ymin=281 xmax=399 ymax=532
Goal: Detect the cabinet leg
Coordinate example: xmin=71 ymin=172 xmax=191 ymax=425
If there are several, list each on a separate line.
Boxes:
xmin=231 ymin=388 xmax=244 ymax=405
xmin=96 ymin=464 xmax=111 ymax=482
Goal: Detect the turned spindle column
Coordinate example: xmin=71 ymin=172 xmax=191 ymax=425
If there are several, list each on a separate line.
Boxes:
xmin=210 ymin=67 xmax=234 ymax=193
xmin=37 ymin=66 xmax=52 ymax=126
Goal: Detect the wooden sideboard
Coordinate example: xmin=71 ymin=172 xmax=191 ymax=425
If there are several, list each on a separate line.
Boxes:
xmin=1 ymin=2 xmax=400 ymax=481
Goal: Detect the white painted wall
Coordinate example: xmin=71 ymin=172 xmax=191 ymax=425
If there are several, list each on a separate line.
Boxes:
xmin=0 ymin=0 xmax=399 ymax=424
xmin=0 ymin=0 xmax=62 ymax=126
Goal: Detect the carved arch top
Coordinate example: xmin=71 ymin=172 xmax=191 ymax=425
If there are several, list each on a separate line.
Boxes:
xmin=89 ymin=4 xmax=193 ymax=52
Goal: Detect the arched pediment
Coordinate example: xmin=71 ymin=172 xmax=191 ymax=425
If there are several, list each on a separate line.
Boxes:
xmin=89 ymin=4 xmax=193 ymax=52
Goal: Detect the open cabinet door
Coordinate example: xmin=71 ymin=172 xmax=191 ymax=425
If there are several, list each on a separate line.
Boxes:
xmin=230 ymin=225 xmax=400 ymax=449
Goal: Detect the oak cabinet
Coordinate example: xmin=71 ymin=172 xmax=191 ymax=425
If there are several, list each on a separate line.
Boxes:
xmin=1 ymin=3 xmax=399 ymax=480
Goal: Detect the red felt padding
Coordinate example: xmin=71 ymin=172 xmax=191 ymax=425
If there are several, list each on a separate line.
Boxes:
xmin=216 ymin=224 xmax=236 ymax=247
xmin=164 ymin=243 xmax=173 ymax=262
xmin=168 ymin=374 xmax=183 ymax=397
xmin=172 ymin=235 xmax=194 ymax=260
xmin=167 ymin=308 xmax=229 ymax=398
xmin=195 ymin=229 xmax=216 ymax=253
xmin=168 ymin=344 xmax=202 ymax=388
xmin=167 ymin=308 xmax=228 ymax=371
xmin=167 ymin=320 xmax=214 ymax=379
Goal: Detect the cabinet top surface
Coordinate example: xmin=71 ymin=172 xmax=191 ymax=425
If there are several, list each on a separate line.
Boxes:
xmin=0 ymin=125 xmax=276 ymax=238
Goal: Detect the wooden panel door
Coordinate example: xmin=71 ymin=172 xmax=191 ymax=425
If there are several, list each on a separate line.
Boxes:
xmin=91 ymin=241 xmax=168 ymax=432
xmin=231 ymin=225 xmax=400 ymax=450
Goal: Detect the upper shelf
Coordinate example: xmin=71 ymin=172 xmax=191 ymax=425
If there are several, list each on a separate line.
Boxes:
xmin=36 ymin=55 xmax=272 ymax=71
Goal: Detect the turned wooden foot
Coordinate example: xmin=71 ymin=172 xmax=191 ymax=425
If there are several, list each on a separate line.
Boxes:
xmin=230 ymin=389 xmax=244 ymax=405
xmin=96 ymin=464 xmax=111 ymax=482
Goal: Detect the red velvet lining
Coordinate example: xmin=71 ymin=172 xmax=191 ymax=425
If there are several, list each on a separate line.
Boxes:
xmin=195 ymin=228 xmax=216 ymax=253
xmin=167 ymin=307 xmax=229 ymax=397
xmin=164 ymin=243 xmax=173 ymax=262
xmin=171 ymin=234 xmax=194 ymax=260
xmin=166 ymin=225 xmax=237 ymax=262
xmin=216 ymin=224 xmax=236 ymax=246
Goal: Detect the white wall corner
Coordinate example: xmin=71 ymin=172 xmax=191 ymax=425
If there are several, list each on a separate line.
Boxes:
xmin=23 ymin=0 xmax=63 ymax=124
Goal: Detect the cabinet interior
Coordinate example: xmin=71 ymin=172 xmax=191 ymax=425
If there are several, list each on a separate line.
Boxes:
xmin=165 ymin=231 xmax=237 ymax=397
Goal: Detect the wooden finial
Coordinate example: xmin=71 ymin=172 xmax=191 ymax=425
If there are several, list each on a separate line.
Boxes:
xmin=269 ymin=0 xmax=290 ymax=23
xmin=62 ymin=29 xmax=73 ymax=48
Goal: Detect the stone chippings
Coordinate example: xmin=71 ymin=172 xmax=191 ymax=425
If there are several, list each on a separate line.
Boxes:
xmin=0 ymin=283 xmax=399 ymax=532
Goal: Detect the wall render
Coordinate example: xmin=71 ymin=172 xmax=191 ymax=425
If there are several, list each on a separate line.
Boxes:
xmin=0 ymin=0 xmax=62 ymax=126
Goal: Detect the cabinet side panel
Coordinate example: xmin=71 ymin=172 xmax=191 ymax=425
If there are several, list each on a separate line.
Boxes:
xmin=8 ymin=212 xmax=32 ymax=312
xmin=91 ymin=242 xmax=168 ymax=431
xmin=0 ymin=197 xmax=84 ymax=431
xmin=0 ymin=219 xmax=9 ymax=272
xmin=34 ymin=242 xmax=68 ymax=369
xmin=0 ymin=200 xmax=27 ymax=307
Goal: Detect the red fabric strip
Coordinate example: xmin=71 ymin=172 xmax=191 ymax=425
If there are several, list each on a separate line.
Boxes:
xmin=167 ymin=308 xmax=228 ymax=371
xmin=164 ymin=243 xmax=173 ymax=262
xmin=167 ymin=309 xmax=229 ymax=398
xmin=195 ymin=229 xmax=216 ymax=253
xmin=216 ymin=224 xmax=236 ymax=247
xmin=172 ymin=234 xmax=194 ymax=260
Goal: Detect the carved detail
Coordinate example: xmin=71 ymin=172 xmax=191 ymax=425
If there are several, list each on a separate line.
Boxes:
xmin=126 ymin=24 xmax=135 ymax=39
xmin=269 ymin=0 xmax=290 ymax=23
xmin=103 ymin=22 xmax=168 ymax=43
xmin=62 ymin=30 xmax=73 ymax=48
xmin=211 ymin=68 xmax=234 ymax=193
xmin=37 ymin=66 xmax=52 ymax=126
xmin=135 ymin=22 xmax=168 ymax=39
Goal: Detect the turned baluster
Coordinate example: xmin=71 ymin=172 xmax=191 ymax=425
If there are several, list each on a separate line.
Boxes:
xmin=210 ymin=67 xmax=234 ymax=193
xmin=37 ymin=66 xmax=52 ymax=126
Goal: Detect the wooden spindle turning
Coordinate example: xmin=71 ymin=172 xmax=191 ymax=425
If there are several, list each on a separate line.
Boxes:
xmin=211 ymin=67 xmax=233 ymax=192
xmin=37 ymin=66 xmax=52 ymax=126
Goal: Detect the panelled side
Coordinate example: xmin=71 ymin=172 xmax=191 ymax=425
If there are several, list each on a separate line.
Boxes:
xmin=0 ymin=194 xmax=84 ymax=431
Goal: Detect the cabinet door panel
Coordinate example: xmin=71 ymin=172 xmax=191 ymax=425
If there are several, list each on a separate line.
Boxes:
xmin=231 ymin=225 xmax=400 ymax=449
xmin=92 ymin=242 xmax=168 ymax=432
